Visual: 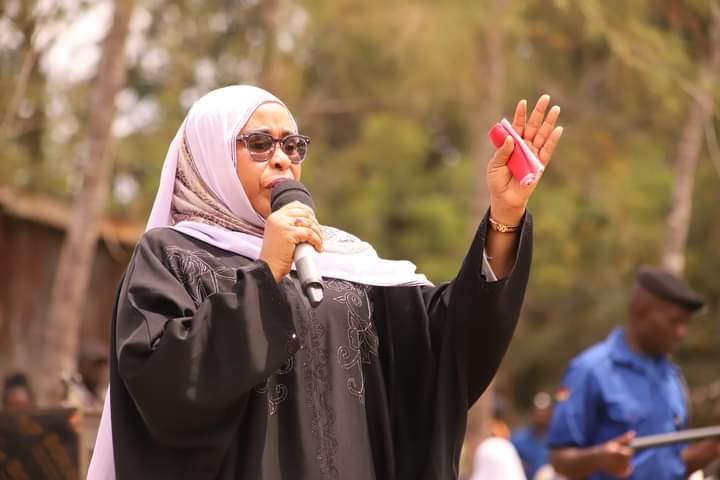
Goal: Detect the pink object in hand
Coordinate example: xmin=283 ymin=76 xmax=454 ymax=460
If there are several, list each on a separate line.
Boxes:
xmin=488 ymin=118 xmax=544 ymax=186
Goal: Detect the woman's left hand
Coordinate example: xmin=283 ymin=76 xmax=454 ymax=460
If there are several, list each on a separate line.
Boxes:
xmin=487 ymin=94 xmax=563 ymax=225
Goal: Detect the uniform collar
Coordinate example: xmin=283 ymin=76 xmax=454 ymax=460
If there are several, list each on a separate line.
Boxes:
xmin=608 ymin=328 xmax=672 ymax=376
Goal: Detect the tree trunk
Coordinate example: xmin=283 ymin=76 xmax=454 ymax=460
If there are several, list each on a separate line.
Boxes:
xmin=660 ymin=3 xmax=720 ymax=275
xmin=0 ymin=0 xmax=43 ymax=149
xmin=471 ymin=6 xmax=505 ymax=223
xmin=37 ymin=0 xmax=135 ymax=406
xmin=462 ymin=3 xmax=506 ymax=477
xmin=259 ymin=0 xmax=283 ymax=93
xmin=660 ymin=102 xmax=708 ymax=275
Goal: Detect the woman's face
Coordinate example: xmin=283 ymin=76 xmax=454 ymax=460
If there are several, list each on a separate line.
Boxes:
xmin=236 ymin=102 xmax=302 ymax=218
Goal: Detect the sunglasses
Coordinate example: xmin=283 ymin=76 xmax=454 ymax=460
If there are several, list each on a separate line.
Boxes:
xmin=237 ymin=131 xmax=310 ymax=164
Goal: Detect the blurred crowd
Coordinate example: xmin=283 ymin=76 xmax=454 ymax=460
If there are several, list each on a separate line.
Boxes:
xmin=1 ymin=340 xmax=108 ymax=413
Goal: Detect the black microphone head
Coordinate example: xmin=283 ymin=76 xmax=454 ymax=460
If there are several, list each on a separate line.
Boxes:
xmin=270 ymin=180 xmax=315 ymax=213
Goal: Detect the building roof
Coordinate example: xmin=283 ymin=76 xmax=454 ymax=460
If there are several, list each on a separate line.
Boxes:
xmin=0 ymin=187 xmax=143 ymax=247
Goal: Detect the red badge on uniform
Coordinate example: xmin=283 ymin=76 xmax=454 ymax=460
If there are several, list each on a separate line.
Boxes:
xmin=555 ymin=387 xmax=570 ymax=402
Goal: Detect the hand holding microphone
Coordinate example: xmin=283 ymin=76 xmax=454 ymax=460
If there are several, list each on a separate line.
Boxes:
xmin=259 ymin=180 xmax=324 ymax=306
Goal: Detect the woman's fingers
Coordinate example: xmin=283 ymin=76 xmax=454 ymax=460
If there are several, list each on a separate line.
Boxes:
xmin=274 ymin=202 xmax=324 ymax=252
xmin=524 ymin=94 xmax=550 ymax=141
xmin=281 ymin=201 xmax=318 ymax=220
xmin=291 ymin=217 xmax=324 ymax=250
xmin=511 ymin=99 xmax=527 ymax=135
xmin=262 ymin=202 xmax=326 ymax=281
xmin=490 ymin=136 xmax=515 ymax=169
xmin=293 ymin=223 xmax=324 ymax=252
xmin=538 ymin=126 xmax=564 ymax=166
xmin=532 ymin=105 xmax=561 ymax=149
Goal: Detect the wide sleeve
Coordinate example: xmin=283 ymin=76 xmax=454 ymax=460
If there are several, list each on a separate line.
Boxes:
xmin=424 ymin=211 xmax=533 ymax=405
xmin=115 ymin=235 xmax=299 ymax=447
xmin=365 ymin=212 xmax=532 ymax=480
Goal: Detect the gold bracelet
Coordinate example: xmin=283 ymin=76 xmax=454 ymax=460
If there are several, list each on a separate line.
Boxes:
xmin=488 ymin=216 xmax=521 ymax=233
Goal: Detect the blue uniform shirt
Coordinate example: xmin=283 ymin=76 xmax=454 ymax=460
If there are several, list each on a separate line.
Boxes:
xmin=511 ymin=426 xmax=549 ymax=479
xmin=548 ymin=328 xmax=689 ymax=480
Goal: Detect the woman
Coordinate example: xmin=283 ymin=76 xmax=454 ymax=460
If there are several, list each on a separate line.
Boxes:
xmin=88 ymin=85 xmax=562 ymax=480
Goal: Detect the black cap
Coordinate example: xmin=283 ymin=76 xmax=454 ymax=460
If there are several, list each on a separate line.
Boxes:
xmin=636 ymin=265 xmax=705 ymax=313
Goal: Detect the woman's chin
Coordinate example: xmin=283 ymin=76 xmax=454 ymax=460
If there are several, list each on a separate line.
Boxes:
xmin=256 ymin=202 xmax=271 ymax=219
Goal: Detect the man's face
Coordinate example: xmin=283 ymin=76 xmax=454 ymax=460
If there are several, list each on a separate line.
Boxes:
xmin=3 ymin=386 xmax=33 ymax=409
xmin=532 ymin=405 xmax=553 ymax=430
xmin=79 ymin=357 xmax=109 ymax=392
xmin=634 ymin=292 xmax=692 ymax=356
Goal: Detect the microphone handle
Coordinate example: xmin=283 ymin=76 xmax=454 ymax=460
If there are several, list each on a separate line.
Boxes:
xmin=294 ymin=243 xmax=324 ymax=307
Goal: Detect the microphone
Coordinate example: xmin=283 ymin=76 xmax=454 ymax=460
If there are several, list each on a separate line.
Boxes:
xmin=270 ymin=180 xmax=324 ymax=307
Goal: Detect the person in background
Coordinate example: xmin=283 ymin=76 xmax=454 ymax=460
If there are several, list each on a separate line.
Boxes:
xmin=469 ymin=393 xmax=527 ymax=480
xmin=548 ymin=266 xmax=720 ymax=479
xmin=512 ymin=391 xmax=553 ymax=479
xmin=1 ymin=372 xmax=36 ymax=410
xmin=64 ymin=340 xmax=109 ymax=409
xmin=470 ymin=435 xmax=527 ymax=480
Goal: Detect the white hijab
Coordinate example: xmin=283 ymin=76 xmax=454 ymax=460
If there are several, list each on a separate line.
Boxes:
xmin=87 ymin=85 xmax=429 ymax=479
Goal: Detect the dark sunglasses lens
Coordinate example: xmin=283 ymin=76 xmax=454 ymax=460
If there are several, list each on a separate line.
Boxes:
xmin=246 ymin=134 xmax=274 ymax=153
xmin=282 ymin=136 xmax=308 ymax=162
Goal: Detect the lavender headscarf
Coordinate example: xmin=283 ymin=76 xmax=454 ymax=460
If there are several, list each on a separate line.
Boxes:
xmin=87 ymin=85 xmax=430 ymax=479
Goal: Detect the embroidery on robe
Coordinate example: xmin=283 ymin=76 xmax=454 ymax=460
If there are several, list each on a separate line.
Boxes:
xmin=327 ymin=280 xmax=378 ymax=405
xmin=253 ymin=357 xmax=294 ymax=415
xmin=163 ymin=246 xmax=235 ymax=305
xmin=292 ymin=287 xmax=339 ymax=480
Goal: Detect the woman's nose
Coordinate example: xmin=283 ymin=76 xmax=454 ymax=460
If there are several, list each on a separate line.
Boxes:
xmin=270 ymin=145 xmax=292 ymax=170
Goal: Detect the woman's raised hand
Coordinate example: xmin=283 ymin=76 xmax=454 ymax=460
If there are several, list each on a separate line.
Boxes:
xmin=259 ymin=201 xmax=324 ymax=283
xmin=487 ymin=94 xmax=563 ymax=225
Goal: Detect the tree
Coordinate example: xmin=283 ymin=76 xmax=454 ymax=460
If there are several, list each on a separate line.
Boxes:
xmin=661 ymin=2 xmax=720 ymax=274
xmin=38 ymin=0 xmax=135 ymax=405
xmin=463 ymin=0 xmax=509 ymax=471
xmin=259 ymin=0 xmax=284 ymax=93
xmin=0 ymin=0 xmax=49 ymax=186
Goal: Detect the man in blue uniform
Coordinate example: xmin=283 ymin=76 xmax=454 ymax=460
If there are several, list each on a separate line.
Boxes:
xmin=548 ymin=266 xmax=719 ymax=479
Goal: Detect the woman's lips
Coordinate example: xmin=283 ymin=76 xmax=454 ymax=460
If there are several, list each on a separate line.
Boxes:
xmin=265 ymin=177 xmax=290 ymax=190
